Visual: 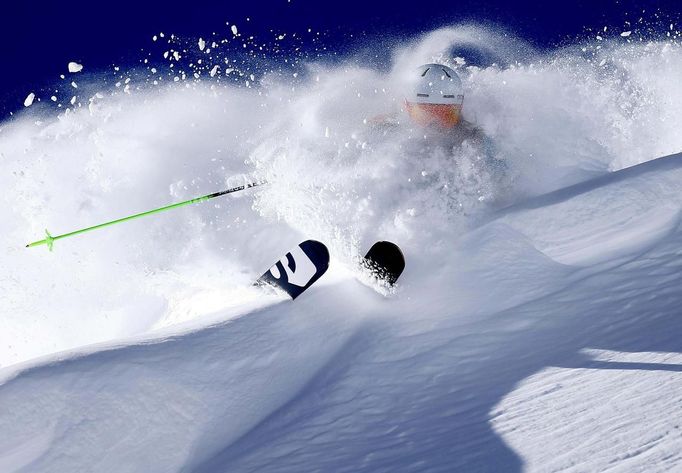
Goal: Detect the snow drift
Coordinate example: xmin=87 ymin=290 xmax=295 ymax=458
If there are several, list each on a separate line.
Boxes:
xmin=2 ymin=152 xmax=682 ymax=472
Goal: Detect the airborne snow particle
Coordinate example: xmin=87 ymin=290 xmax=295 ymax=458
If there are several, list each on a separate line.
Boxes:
xmin=51 ymin=96 xmax=57 ymax=102
xmin=23 ymin=93 xmax=35 ymax=107
xmin=199 ymin=38 xmax=206 ymax=51
xmin=231 ymin=25 xmax=238 ymax=35
xmin=71 ymin=81 xmax=78 ymax=89
xmin=621 ymin=31 xmax=632 ymax=37
xmin=68 ymin=62 xmax=83 ymax=73
xmin=210 ymin=65 xmax=219 ymax=77
xmin=70 ymin=96 xmax=77 ymax=105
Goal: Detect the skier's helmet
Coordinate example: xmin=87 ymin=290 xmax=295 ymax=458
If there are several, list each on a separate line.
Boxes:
xmin=405 ymin=63 xmax=464 ymax=129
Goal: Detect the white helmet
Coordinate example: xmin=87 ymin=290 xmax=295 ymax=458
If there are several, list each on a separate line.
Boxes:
xmin=405 ymin=63 xmax=464 ymax=128
xmin=408 ymin=63 xmax=464 ymax=105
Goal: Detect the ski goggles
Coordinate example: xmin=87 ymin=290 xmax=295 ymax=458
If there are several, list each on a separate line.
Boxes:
xmin=404 ymin=101 xmax=462 ymax=129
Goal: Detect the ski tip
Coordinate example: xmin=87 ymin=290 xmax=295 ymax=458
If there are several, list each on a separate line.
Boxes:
xmin=256 ymin=239 xmax=331 ymax=300
xmin=300 ymin=239 xmax=330 ymax=270
xmin=363 ymin=240 xmax=406 ymax=287
xmin=372 ymin=241 xmax=404 ymax=257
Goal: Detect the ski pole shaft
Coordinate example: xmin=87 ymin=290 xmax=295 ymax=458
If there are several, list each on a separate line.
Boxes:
xmin=26 ymin=180 xmax=265 ymax=251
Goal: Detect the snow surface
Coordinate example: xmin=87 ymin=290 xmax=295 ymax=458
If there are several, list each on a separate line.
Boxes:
xmin=2 ymin=25 xmax=682 ymax=472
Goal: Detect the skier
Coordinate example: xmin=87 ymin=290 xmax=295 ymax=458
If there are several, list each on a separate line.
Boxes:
xmin=370 ymin=63 xmax=508 ymax=208
xmin=404 ymin=63 xmax=485 ymax=146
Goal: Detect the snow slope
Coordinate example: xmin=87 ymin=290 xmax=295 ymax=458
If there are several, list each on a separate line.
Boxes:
xmin=2 ymin=152 xmax=682 ymax=472
xmin=2 ymin=25 xmax=682 ymax=472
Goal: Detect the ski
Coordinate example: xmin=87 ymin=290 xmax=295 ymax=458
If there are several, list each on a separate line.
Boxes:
xmin=256 ymin=240 xmax=330 ymax=299
xmin=361 ymin=241 xmax=406 ymax=287
xmin=255 ymin=240 xmax=403 ymax=299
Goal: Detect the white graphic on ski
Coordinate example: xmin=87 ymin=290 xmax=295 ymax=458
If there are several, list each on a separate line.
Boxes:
xmin=268 ymin=245 xmax=317 ymax=287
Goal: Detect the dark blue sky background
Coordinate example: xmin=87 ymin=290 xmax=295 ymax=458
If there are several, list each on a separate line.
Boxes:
xmin=1 ymin=0 xmax=678 ymax=114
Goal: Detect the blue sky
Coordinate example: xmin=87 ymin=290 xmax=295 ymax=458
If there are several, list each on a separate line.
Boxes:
xmin=1 ymin=0 xmax=678 ymax=114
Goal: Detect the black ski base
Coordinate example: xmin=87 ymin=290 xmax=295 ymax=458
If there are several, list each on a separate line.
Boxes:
xmin=362 ymin=241 xmax=405 ymax=286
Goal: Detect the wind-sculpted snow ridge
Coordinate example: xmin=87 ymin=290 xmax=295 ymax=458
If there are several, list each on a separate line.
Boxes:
xmin=1 ymin=153 xmax=682 ymax=472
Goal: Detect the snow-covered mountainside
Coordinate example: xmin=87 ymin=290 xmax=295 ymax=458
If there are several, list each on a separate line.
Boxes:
xmin=1 ymin=26 xmax=682 ymax=472
xmin=2 ymin=152 xmax=682 ymax=472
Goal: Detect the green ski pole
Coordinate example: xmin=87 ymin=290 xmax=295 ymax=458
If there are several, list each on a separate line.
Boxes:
xmin=26 ymin=180 xmax=265 ymax=251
